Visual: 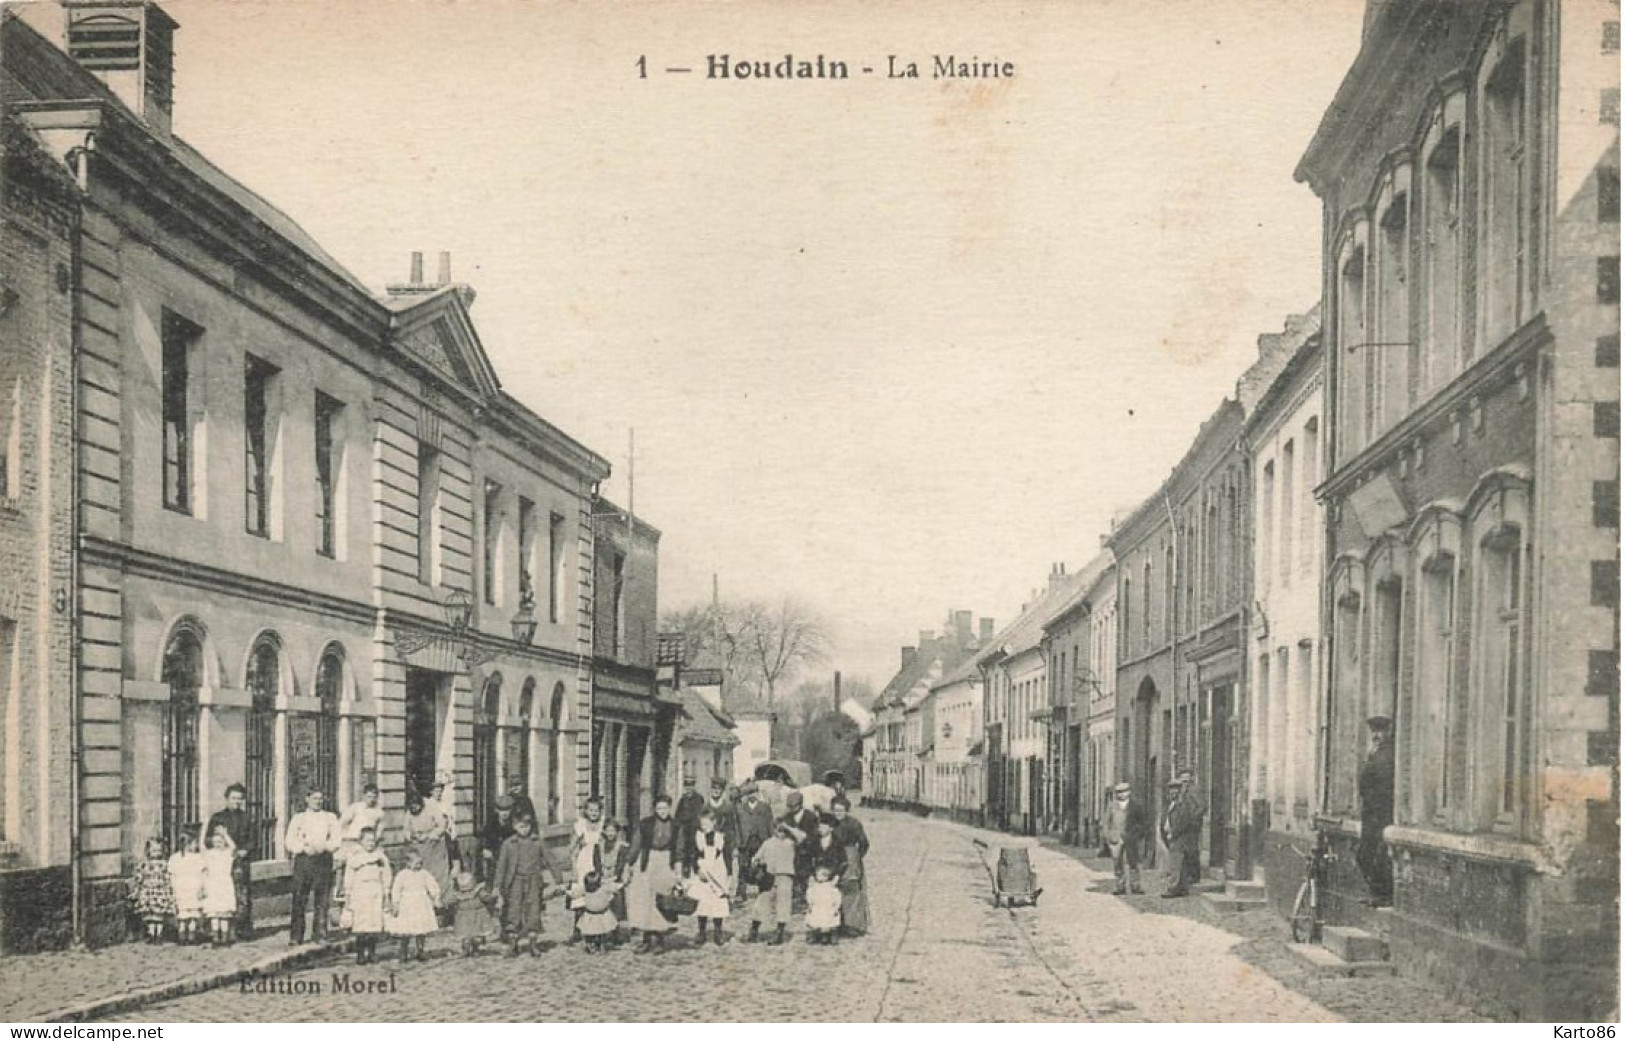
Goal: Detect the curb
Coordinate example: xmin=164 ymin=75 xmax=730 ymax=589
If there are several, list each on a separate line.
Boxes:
xmin=40 ymin=938 xmax=354 ymax=1023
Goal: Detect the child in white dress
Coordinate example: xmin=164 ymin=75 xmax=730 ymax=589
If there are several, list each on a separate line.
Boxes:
xmin=568 ymin=797 xmax=604 ymax=942
xmin=805 ymin=864 xmax=843 ymax=945
xmin=168 ymin=828 xmax=206 ymax=944
xmin=389 ymin=848 xmax=442 ymax=961
xmin=200 ymin=826 xmax=238 ymax=947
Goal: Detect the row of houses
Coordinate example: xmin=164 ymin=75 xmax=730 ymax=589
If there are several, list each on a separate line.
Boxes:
xmin=864 ymin=0 xmax=1619 ymax=1019
xmin=0 ymin=0 xmax=760 ymax=953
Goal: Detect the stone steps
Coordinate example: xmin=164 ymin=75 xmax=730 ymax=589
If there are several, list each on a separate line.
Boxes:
xmin=1200 ymin=890 xmax=1268 ymax=913
xmin=1286 ymin=942 xmax=1397 ymax=978
xmin=1322 ymin=925 xmax=1388 ymax=963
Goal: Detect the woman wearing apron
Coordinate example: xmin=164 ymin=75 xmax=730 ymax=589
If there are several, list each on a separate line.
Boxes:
xmin=405 ymin=791 xmax=453 ymax=921
xmin=830 ymin=797 xmax=870 ymax=935
xmin=625 ymin=794 xmax=681 ymax=954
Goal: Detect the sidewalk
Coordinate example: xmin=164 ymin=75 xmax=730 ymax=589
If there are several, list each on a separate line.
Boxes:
xmin=1026 ymin=831 xmax=1502 ymax=1023
xmin=0 ymin=930 xmax=349 ymax=1023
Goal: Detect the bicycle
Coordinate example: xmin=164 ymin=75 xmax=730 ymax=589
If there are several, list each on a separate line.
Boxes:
xmin=1288 ymin=831 xmax=1336 ymax=943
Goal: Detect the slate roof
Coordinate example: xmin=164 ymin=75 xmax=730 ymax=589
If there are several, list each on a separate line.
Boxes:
xmin=677 ymin=688 xmax=739 ymax=748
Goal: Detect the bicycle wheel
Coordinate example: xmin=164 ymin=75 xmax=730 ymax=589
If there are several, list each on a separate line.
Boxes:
xmin=1289 ymin=880 xmax=1314 ymax=943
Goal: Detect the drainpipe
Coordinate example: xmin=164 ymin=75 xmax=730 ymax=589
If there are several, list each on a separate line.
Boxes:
xmin=1161 ymin=489 xmax=1180 ymax=780
xmin=65 ymin=138 xmax=91 ymax=950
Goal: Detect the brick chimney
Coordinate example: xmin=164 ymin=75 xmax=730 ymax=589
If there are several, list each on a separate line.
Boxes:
xmin=979 ymin=617 xmax=995 ymax=642
xmin=900 ymin=646 xmax=917 ymax=670
xmin=63 ymin=1 xmax=177 ymax=139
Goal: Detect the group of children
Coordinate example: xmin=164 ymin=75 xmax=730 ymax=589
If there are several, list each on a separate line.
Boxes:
xmin=127 ymin=827 xmax=242 ymax=947
xmin=126 ymin=793 xmax=859 ymax=961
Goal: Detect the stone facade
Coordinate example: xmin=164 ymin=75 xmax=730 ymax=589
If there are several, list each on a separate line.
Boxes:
xmin=1 ymin=3 xmax=618 ymax=949
xmin=1295 ymin=0 xmax=1619 ymax=1017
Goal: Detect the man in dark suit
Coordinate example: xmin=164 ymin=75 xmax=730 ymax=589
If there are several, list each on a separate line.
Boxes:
xmin=673 ymin=774 xmax=707 ymax=857
xmin=205 ymin=783 xmax=254 ymax=937
xmin=734 ymin=782 xmax=775 ymax=899
xmin=702 ymin=776 xmax=738 ymax=841
xmin=1357 ymin=715 xmax=1396 ymax=907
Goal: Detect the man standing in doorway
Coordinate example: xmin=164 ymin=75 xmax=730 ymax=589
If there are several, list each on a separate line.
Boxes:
xmin=1357 ymin=715 xmax=1395 ymax=908
xmin=206 ymin=783 xmax=254 ymax=938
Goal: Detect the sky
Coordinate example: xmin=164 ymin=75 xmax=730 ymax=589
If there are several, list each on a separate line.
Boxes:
xmin=25 ymin=0 xmax=1366 ymax=690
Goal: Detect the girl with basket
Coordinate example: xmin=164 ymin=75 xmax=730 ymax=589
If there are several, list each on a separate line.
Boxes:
xmin=626 ymin=795 xmax=681 ymax=954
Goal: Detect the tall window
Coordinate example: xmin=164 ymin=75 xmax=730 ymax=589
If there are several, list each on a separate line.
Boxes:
xmin=313 ymin=650 xmax=343 ymax=808
xmin=314 ymin=394 xmax=343 ymax=559
xmin=1414 ymin=549 xmax=1458 ymax=823
xmin=1301 ymin=418 xmax=1320 ymax=573
xmin=1423 ymin=119 xmax=1463 ymax=391
xmin=548 ymin=513 xmax=566 ymax=624
xmin=161 ymin=629 xmax=203 ymax=852
xmin=1280 ymin=442 xmax=1296 ymax=585
xmin=473 ymin=677 xmax=501 ymax=831
xmin=1377 ymin=184 xmax=1411 ymax=429
xmin=161 ymin=313 xmax=201 ymax=514
xmin=516 ymin=680 xmax=535 ymax=802
xmin=1261 ymin=460 xmax=1276 ymax=592
xmin=0 ymin=379 xmax=17 ymax=499
xmin=243 ymin=356 xmax=277 ymax=538
xmin=1371 ymin=576 xmax=1404 ymax=723
xmin=483 ymin=481 xmax=503 ymax=606
xmin=517 ymin=497 xmax=536 ymax=606
xmin=549 ymin=682 xmax=568 ymax=824
xmin=1140 ymin=560 xmax=1152 ymax=650
xmin=244 ymin=639 xmax=279 ymax=857
xmin=611 ymin=551 xmax=627 ymax=659
xmin=1482 ymin=41 xmax=1529 ymax=348
xmin=416 ymin=442 xmax=440 ymax=585
xmin=1477 ymin=529 xmax=1527 ymax=829
xmin=1339 ymin=238 xmax=1369 ymax=456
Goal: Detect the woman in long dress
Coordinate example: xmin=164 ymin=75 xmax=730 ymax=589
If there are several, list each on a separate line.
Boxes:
xmin=686 ymin=809 xmax=735 ymax=947
xmin=830 ymin=797 xmax=870 ymax=936
xmin=405 ymin=792 xmax=453 ymax=917
xmin=626 ymin=794 xmax=681 ymax=954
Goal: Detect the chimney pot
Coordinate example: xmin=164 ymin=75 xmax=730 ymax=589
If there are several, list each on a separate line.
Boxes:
xmin=437 ymin=251 xmax=452 ymax=286
xmin=410 ymin=252 xmax=424 ymax=283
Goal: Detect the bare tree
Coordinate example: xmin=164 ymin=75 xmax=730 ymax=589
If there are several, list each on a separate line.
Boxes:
xmin=738 ymin=596 xmax=830 ymax=707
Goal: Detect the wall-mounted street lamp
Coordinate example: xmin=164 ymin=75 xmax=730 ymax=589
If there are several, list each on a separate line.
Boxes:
xmin=511 ymin=583 xmax=539 ymax=646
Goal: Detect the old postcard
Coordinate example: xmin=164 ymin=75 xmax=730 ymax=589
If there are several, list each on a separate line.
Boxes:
xmin=0 ymin=0 xmax=1618 ymax=1025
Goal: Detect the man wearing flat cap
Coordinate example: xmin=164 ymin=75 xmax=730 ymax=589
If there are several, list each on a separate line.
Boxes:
xmin=480 ymin=794 xmax=516 ymax=883
xmin=1357 ymin=714 xmax=1396 ymax=907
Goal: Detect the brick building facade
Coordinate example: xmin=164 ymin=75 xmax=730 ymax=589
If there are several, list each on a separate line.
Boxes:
xmin=1294 ymin=0 xmax=1619 ymax=1017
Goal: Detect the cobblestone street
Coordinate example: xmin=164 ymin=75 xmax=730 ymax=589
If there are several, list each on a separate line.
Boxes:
xmin=100 ymin=811 xmax=1359 ymax=1023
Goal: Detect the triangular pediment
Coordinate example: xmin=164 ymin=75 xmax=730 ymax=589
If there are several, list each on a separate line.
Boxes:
xmin=384 ymin=287 xmax=502 ymax=400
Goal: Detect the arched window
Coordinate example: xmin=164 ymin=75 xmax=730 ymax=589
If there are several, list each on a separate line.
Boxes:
xmin=1421 ymin=95 xmax=1466 ymax=393
xmin=161 ymin=628 xmax=203 ymax=853
xmin=1468 ymin=472 xmax=1531 ymax=833
xmin=244 ymin=638 xmax=280 ymax=858
xmin=313 ymin=649 xmax=343 ymax=810
xmin=1479 ymin=7 xmax=1533 ymax=349
xmin=473 ymin=675 xmax=501 ymax=831
xmin=1375 ymin=165 xmax=1412 ymax=432
xmin=510 ymin=679 xmax=535 ymax=803
xmin=549 ymin=681 xmax=568 ymax=824
xmin=1336 ymin=227 xmax=1370 ymax=458
xmin=1407 ymin=506 xmax=1462 ymax=826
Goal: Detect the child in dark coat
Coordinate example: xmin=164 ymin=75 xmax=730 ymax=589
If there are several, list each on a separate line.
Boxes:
xmin=494 ymin=813 xmax=563 ymax=957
